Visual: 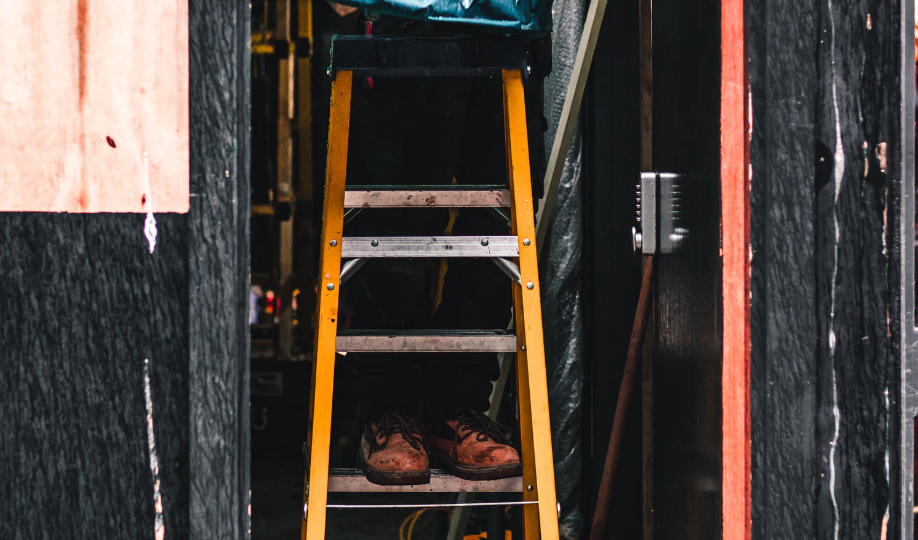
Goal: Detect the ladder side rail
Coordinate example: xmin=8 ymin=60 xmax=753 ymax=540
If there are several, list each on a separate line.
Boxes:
xmin=303 ymin=70 xmax=353 ymax=540
xmin=503 ymin=68 xmax=561 ymax=540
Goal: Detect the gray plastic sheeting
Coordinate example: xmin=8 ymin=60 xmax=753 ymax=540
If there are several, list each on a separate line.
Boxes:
xmin=332 ymin=0 xmax=552 ymax=36
xmin=540 ymin=0 xmax=584 ymax=535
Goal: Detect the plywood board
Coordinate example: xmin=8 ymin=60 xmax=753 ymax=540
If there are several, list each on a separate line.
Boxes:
xmin=0 ymin=1 xmax=189 ymax=213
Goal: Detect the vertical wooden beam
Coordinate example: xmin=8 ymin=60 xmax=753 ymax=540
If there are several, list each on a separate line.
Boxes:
xmin=295 ymin=0 xmax=315 ymax=349
xmin=188 ymin=0 xmax=251 ymax=537
xmin=746 ymin=0 xmax=818 ymax=537
xmin=639 ymin=0 xmax=654 ymax=537
xmin=535 ymin=0 xmax=611 ymax=250
xmin=720 ymin=0 xmax=750 ymax=538
xmin=276 ymin=0 xmax=296 ymax=358
xmin=812 ymin=0 xmax=899 ymax=537
xmin=639 ymin=0 xmax=653 ymax=174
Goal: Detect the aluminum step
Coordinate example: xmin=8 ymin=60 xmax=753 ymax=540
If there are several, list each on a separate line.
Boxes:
xmin=345 ymin=188 xmax=510 ymax=208
xmin=340 ymin=236 xmax=519 ymax=258
xmin=336 ymin=330 xmax=517 ymax=353
xmin=327 ymin=468 xmax=524 ymax=493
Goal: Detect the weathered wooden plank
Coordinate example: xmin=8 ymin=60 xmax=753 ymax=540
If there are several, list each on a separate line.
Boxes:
xmin=813 ymin=0 xmax=894 ymax=538
xmin=187 ymin=0 xmax=250 ymax=538
xmin=0 ymin=1 xmax=246 ymax=538
xmin=749 ymin=0 xmax=906 ymax=537
xmin=0 ymin=1 xmax=189 ymax=213
xmin=747 ymin=0 xmax=819 ymax=539
xmin=0 ymin=214 xmax=190 ymax=539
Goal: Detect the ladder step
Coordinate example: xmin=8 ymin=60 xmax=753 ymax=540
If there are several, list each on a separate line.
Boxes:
xmin=328 ymin=468 xmax=524 ymax=493
xmin=336 ymin=330 xmax=517 ymax=352
xmin=340 ymin=236 xmax=519 ymax=258
xmin=344 ymin=188 xmax=510 ymax=208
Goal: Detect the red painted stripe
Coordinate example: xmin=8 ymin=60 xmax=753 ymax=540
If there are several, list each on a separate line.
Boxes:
xmin=721 ymin=0 xmax=751 ymax=538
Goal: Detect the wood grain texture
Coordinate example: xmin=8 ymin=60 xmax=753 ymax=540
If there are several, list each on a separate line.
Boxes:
xmin=720 ymin=0 xmax=750 ymax=537
xmin=746 ymin=0 xmax=819 ymax=538
xmin=0 ymin=0 xmax=249 ymax=538
xmin=0 ymin=214 xmax=190 ymax=539
xmin=813 ymin=0 xmax=894 ymax=537
xmin=187 ymin=0 xmax=251 ymax=537
xmin=748 ymin=0 xmax=903 ymax=537
xmin=651 ymin=0 xmax=723 ymax=537
xmin=0 ymin=1 xmax=189 ymax=213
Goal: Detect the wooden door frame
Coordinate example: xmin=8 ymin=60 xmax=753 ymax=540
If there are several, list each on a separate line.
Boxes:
xmin=720 ymin=0 xmax=750 ymax=538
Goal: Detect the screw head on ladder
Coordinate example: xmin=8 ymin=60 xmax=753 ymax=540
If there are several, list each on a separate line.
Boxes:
xmin=330 ymin=239 xmax=337 ymax=247
xmin=481 ymin=238 xmax=489 ymax=246
xmin=526 ymin=282 xmax=534 ymax=290
xmin=327 ymin=283 xmax=335 ymax=290
xmin=523 ymin=238 xmax=530 ymax=246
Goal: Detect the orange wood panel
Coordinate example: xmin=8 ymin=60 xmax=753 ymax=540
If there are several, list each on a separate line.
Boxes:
xmin=0 ymin=0 xmax=189 ymax=213
xmin=721 ymin=0 xmax=751 ymax=538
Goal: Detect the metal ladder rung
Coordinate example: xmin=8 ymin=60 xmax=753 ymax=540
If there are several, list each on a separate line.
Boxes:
xmin=336 ymin=330 xmax=517 ymax=352
xmin=344 ymin=189 xmax=511 ymax=208
xmin=327 ymin=468 xmax=524 ymax=493
xmin=340 ymin=236 xmax=519 ymax=258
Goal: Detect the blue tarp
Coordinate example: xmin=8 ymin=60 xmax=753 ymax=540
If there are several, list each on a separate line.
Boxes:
xmin=332 ymin=0 xmax=552 ymax=36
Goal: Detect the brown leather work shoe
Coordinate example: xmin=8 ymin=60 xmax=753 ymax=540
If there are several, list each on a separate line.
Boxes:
xmin=361 ymin=411 xmax=430 ymax=486
xmin=425 ymin=410 xmax=522 ymax=481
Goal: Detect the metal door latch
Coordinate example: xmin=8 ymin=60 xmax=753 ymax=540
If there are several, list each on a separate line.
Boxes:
xmin=632 ymin=172 xmax=687 ymax=255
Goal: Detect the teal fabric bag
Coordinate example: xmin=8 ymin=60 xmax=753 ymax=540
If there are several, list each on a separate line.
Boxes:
xmin=334 ymin=0 xmax=552 ymax=37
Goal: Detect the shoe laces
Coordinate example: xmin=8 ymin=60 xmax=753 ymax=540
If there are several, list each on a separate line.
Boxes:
xmin=453 ymin=410 xmax=511 ymax=445
xmin=369 ymin=411 xmax=428 ymax=456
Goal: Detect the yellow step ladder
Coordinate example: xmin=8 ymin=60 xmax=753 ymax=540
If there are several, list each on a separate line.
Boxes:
xmin=302 ymin=35 xmax=559 ymax=540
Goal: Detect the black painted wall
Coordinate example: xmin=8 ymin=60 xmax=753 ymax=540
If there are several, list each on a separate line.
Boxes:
xmin=748 ymin=0 xmax=908 ymax=538
xmin=0 ymin=1 xmax=250 ymax=539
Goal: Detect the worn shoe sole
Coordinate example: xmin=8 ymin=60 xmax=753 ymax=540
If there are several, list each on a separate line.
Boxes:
xmin=363 ymin=465 xmax=431 ymax=486
xmin=431 ymin=450 xmax=523 ymax=481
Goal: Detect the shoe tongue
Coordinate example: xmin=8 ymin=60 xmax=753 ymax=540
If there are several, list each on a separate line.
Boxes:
xmin=452 ymin=417 xmax=486 ymax=439
xmin=385 ymin=416 xmax=410 ymax=433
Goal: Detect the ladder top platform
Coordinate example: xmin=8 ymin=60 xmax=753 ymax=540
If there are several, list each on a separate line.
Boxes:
xmin=329 ymin=35 xmax=529 ymax=77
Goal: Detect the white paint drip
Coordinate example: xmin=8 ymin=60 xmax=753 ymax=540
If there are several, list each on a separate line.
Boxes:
xmin=144 ymin=358 xmax=165 ymax=540
xmin=143 ymin=152 xmax=157 ymax=254
xmin=882 ymin=387 xmax=890 ymax=539
xmin=827 ymin=1 xmax=843 ymax=538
